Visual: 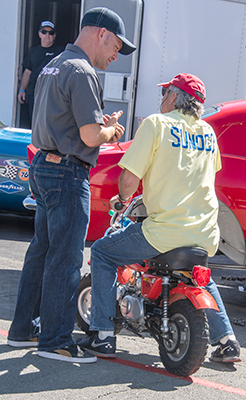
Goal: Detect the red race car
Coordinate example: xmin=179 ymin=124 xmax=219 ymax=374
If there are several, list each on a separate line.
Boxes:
xmin=26 ymin=99 xmax=246 ymax=267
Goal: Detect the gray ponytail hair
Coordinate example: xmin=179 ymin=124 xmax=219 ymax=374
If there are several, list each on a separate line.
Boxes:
xmin=169 ymin=85 xmax=204 ymax=119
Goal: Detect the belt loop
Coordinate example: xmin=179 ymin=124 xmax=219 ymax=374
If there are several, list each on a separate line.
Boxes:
xmin=65 ymin=154 xmax=70 ymax=166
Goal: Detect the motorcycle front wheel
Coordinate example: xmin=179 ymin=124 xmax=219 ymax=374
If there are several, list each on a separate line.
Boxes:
xmin=159 ymin=299 xmax=209 ymax=377
xmin=76 ymin=273 xmax=91 ymax=335
xmin=76 ymin=273 xmax=123 ymax=335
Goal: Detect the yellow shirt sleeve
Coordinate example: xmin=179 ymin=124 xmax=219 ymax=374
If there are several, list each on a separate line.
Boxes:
xmin=119 ymin=116 xmax=160 ymax=179
xmin=216 ymin=147 xmax=222 ymax=172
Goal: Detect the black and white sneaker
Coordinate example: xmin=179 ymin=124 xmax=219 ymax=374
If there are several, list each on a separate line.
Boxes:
xmin=210 ymin=339 xmax=241 ymax=363
xmin=8 ymin=337 xmax=39 ymax=348
xmin=8 ymin=317 xmax=40 ymax=348
xmin=78 ymin=332 xmax=116 ymax=358
xmin=38 ymin=343 xmax=97 ymax=363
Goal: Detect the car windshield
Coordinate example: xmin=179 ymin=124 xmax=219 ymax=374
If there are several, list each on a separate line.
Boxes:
xmin=0 ymin=119 xmax=7 ymax=129
xmin=202 ymin=105 xmax=221 ymax=119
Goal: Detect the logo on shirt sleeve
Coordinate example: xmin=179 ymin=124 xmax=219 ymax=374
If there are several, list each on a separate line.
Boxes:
xmin=40 ymin=67 xmax=60 ymax=76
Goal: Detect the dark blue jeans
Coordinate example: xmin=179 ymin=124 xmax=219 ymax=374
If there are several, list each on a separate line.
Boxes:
xmin=8 ymin=150 xmax=90 ymax=351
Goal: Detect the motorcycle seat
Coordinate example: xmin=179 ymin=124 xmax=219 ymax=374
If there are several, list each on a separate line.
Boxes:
xmin=146 ymin=246 xmax=208 ymax=271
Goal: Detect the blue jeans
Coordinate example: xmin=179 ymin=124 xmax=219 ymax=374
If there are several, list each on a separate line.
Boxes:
xmin=8 ymin=150 xmax=90 ymax=351
xmin=205 ymin=278 xmax=234 ymax=345
xmin=90 ymin=223 xmax=234 ymax=345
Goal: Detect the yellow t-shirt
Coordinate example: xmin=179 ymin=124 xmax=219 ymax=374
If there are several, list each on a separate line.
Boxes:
xmin=119 ymin=110 xmax=221 ymax=257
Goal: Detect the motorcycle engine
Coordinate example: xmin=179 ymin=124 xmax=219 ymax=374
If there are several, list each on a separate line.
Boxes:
xmin=118 ymin=293 xmax=145 ymax=326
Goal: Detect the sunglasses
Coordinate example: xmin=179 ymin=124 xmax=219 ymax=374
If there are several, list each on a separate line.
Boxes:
xmin=40 ymin=29 xmax=55 ymax=35
xmin=161 ymin=87 xmax=170 ymax=97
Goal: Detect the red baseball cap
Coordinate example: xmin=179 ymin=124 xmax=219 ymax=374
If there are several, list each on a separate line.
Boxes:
xmin=157 ymin=73 xmax=206 ymax=104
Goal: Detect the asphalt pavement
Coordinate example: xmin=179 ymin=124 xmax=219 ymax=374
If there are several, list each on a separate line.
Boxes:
xmin=0 ymin=213 xmax=246 ymax=399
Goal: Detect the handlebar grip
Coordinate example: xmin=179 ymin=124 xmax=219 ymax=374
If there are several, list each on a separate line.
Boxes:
xmin=114 ymin=201 xmax=124 ymax=211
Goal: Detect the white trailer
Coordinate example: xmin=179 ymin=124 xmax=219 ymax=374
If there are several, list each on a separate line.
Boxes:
xmin=1 ymin=0 xmax=246 ymax=136
xmin=81 ymin=0 xmax=246 ymax=140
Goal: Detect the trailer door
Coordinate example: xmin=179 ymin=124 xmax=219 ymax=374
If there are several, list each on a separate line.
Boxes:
xmin=81 ymin=0 xmax=143 ymax=141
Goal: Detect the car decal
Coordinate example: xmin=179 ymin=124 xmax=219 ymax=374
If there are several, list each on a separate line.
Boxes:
xmin=18 ymin=168 xmax=29 ymax=181
xmin=6 ymin=166 xmax=18 ymax=180
xmin=0 ymin=166 xmax=7 ymax=177
xmin=0 ymin=165 xmax=18 ymax=180
xmin=0 ymin=181 xmax=25 ymax=194
xmin=3 ymin=159 xmax=29 ymax=168
xmin=100 ymin=145 xmax=115 ymax=152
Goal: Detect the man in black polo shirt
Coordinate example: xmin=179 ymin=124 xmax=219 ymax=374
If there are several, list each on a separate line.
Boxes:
xmin=18 ymin=21 xmax=64 ymax=121
xmin=8 ymin=7 xmax=136 ymax=364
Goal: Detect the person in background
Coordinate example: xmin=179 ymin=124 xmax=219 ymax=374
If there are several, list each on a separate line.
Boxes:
xmin=8 ymin=7 xmax=136 ymax=363
xmin=78 ymin=73 xmax=241 ymax=364
xmin=18 ymin=21 xmax=64 ymax=121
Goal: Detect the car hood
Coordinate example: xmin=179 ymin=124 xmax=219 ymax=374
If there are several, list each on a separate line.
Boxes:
xmin=0 ymin=127 xmax=31 ymax=158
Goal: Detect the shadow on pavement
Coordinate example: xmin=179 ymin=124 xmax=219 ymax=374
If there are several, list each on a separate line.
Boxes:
xmin=0 ymin=269 xmax=20 ymax=321
xmin=0 ymin=343 xmax=192 ymax=395
xmin=0 ymin=214 xmax=34 ymax=242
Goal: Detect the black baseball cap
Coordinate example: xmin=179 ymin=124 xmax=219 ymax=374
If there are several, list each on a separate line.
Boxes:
xmin=39 ymin=21 xmax=55 ymax=31
xmin=81 ymin=7 xmax=136 ymax=55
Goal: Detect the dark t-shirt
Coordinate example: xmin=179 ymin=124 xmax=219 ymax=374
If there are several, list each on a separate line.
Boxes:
xmin=23 ymin=44 xmax=64 ymax=95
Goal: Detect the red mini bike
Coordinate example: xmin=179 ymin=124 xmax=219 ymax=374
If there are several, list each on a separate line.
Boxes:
xmin=76 ymin=195 xmax=219 ymax=377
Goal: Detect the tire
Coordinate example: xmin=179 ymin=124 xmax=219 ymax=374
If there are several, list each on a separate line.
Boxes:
xmin=76 ymin=274 xmax=92 ymax=335
xmin=76 ymin=273 xmax=123 ymax=335
xmin=159 ymin=299 xmax=209 ymax=376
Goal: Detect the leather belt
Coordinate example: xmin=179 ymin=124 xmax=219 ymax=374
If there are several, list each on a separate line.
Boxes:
xmin=41 ymin=149 xmax=91 ymax=171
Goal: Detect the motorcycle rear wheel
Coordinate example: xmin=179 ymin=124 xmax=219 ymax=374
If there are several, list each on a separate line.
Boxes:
xmin=159 ymin=299 xmax=209 ymax=376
